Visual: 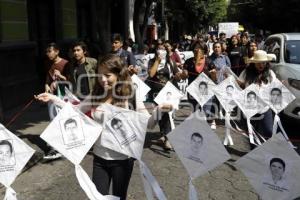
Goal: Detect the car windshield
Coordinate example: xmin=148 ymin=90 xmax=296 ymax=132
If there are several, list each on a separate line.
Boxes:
xmin=285 ymin=40 xmax=300 ymax=64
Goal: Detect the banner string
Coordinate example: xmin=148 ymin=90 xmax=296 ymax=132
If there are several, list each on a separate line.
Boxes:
xmin=5 ymin=98 xmax=35 ymax=128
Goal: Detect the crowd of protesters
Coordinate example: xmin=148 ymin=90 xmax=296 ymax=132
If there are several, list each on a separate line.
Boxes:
xmin=38 ymin=31 xmax=271 ymax=199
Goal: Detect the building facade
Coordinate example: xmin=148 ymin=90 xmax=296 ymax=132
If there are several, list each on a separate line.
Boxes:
xmin=0 ymin=0 xmax=133 ymax=120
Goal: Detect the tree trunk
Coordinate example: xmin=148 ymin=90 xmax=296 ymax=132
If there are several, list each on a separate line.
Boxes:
xmin=133 ymin=0 xmax=144 ymax=53
xmin=95 ymin=0 xmax=112 ymax=54
xmin=133 ymin=0 xmax=153 ymax=53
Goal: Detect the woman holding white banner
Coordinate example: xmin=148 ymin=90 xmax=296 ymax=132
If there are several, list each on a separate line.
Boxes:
xmin=182 ymin=41 xmax=217 ymax=128
xmin=35 ymin=54 xmax=172 ymax=200
xmin=146 ymin=43 xmax=182 ymax=150
xmin=237 ymin=50 xmax=277 ymax=140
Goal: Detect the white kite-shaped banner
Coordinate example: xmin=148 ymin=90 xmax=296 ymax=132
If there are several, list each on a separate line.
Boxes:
xmin=0 ymin=124 xmax=35 ymax=200
xmin=213 ymin=76 xmax=241 ymax=113
xmin=259 ymin=78 xmax=296 ymax=148
xmin=186 ymin=73 xmax=216 ymax=107
xmin=40 ymin=103 xmax=119 ymax=200
xmin=235 ymin=133 xmax=300 ymax=200
xmin=40 ymin=102 xmax=102 ymax=165
xmin=154 ymin=81 xmax=183 ymax=110
xmin=234 ymin=83 xmax=269 ymax=119
xmin=99 ymin=103 xmax=150 ymax=160
xmin=135 ymin=53 xmax=153 ymax=80
xmin=213 ymin=76 xmax=242 ymax=146
xmin=167 ymin=112 xmax=231 ymax=199
xmin=167 ymin=112 xmax=231 ymax=178
xmin=131 ymin=74 xmax=151 ymax=102
xmin=234 ymin=84 xmax=269 ymax=145
xmin=260 ymin=78 xmax=296 ymax=115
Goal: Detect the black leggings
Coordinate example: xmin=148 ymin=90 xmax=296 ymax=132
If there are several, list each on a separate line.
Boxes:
xmin=92 ymin=155 xmax=134 ymax=200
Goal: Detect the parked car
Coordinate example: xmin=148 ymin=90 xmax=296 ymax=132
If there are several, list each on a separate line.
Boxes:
xmin=264 ymin=33 xmax=300 ymax=120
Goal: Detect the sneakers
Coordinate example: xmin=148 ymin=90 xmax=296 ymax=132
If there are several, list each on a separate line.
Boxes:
xmin=163 ymin=138 xmax=173 ymax=151
xmin=210 ymin=120 xmax=216 ymax=130
xmin=43 ymin=150 xmax=62 ymax=160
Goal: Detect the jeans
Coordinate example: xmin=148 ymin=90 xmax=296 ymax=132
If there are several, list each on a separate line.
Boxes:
xmin=92 ymin=155 xmax=134 ymax=200
xmin=159 ymin=112 xmax=172 ymax=135
xmin=188 ymin=95 xmax=217 ymax=120
xmin=251 ymin=109 xmax=274 ymax=139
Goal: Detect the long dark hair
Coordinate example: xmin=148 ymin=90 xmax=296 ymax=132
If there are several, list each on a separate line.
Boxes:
xmin=245 ymin=63 xmax=273 ymax=85
xmin=92 ymin=54 xmax=133 ymax=107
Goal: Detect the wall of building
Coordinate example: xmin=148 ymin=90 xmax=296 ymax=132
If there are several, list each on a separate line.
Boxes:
xmin=0 ymin=0 xmax=38 ymax=120
xmin=0 ymin=0 xmax=129 ymax=120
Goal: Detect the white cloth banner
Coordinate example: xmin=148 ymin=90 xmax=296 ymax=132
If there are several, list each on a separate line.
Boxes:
xmin=64 ymin=87 xmax=81 ymax=104
xmin=235 ymin=133 xmax=300 ymax=200
xmin=40 ymin=103 xmax=102 ymax=165
xmin=167 ymin=112 xmax=231 ymax=199
xmin=134 ymin=54 xmax=153 ymax=80
xmin=75 ymin=165 xmax=119 ymax=200
xmin=131 ymin=74 xmax=151 ymax=102
xmin=213 ymin=76 xmax=241 ymax=113
xmin=4 ymin=187 xmax=17 ymax=200
xmin=224 ymin=112 xmax=234 ymax=146
xmin=139 ymin=160 xmax=167 ymax=200
xmin=186 ymin=73 xmax=216 ymax=107
xmin=154 ymin=81 xmax=182 ymax=133
xmin=177 ymin=78 xmax=189 ymax=100
xmin=167 ymin=112 xmax=231 ymax=178
xmin=178 ymin=51 xmax=194 ymax=64
xmin=40 ymin=103 xmax=114 ymax=199
xmin=213 ymin=76 xmax=242 ymax=146
xmin=234 ymin=83 xmax=269 ymax=119
xmin=259 ymin=78 xmax=296 ymax=115
xmin=154 ymin=81 xmax=183 ymax=110
xmin=100 ymin=104 xmax=150 ymax=160
xmin=188 ymin=178 xmax=198 ymax=200
xmin=0 ymin=124 xmax=35 ymax=200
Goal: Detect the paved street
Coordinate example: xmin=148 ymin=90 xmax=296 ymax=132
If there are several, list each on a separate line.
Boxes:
xmin=0 ymin=101 xmax=299 ymax=200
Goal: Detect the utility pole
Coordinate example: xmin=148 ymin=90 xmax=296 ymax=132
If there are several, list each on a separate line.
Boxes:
xmin=161 ymin=0 xmax=165 ymax=39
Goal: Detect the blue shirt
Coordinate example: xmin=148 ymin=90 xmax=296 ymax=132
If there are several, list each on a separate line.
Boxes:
xmin=209 ymin=53 xmax=231 ymax=83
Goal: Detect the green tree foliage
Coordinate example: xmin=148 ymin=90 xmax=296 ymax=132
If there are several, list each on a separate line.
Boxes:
xmin=184 ymin=0 xmax=228 ymax=32
xmin=228 ymin=0 xmax=300 ymax=33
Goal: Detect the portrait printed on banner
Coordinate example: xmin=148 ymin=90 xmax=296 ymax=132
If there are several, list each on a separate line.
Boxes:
xmin=245 ymin=91 xmax=258 ymax=110
xmin=59 ymin=116 xmax=85 ymax=145
xmin=269 ymin=87 xmax=282 ymax=109
xmin=166 ymin=91 xmax=173 ymax=101
xmin=0 ymin=140 xmax=16 ymax=166
xmin=198 ymin=81 xmax=208 ymax=96
xmin=184 ymin=132 xmax=204 ymax=164
xmin=225 ymin=84 xmax=234 ymax=98
xmin=107 ymin=113 xmax=137 ymax=147
xmin=154 ymin=81 xmax=183 ymax=109
xmin=261 ymin=157 xmax=290 ymax=193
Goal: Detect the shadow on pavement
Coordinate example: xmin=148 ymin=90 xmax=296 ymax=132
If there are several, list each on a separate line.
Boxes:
xmin=19 ymin=134 xmax=50 ymax=153
xmin=149 ymin=147 xmax=172 ymax=158
xmin=225 ymin=146 xmax=249 ymax=157
xmin=4 ymin=101 xmax=49 ymax=134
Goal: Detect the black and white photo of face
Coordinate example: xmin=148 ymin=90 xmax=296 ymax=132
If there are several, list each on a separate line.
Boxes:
xmin=166 ymin=91 xmax=172 ymax=101
xmin=64 ymin=118 xmax=79 ymax=141
xmin=190 ymin=133 xmax=203 ymax=154
xmin=198 ymin=81 xmax=208 ymax=95
xmin=270 ymin=88 xmax=282 ymax=106
xmin=186 ymin=132 xmax=204 ymax=163
xmin=111 ymin=118 xmax=127 ymax=138
xmin=0 ymin=140 xmax=14 ymax=166
xmin=226 ymin=85 xmax=234 ymax=97
xmin=269 ymin=158 xmax=286 ymax=184
xmin=245 ymin=91 xmax=257 ymax=109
